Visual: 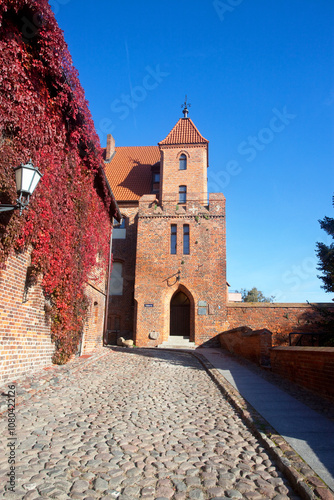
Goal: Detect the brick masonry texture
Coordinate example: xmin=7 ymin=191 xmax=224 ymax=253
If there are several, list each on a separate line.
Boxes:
xmin=227 ymin=302 xmax=334 ymax=345
xmin=270 ymin=347 xmax=334 ymax=402
xmin=82 ymin=263 xmax=109 ymax=354
xmin=160 ymin=144 xmax=208 ymax=205
xmin=0 ymin=245 xmax=109 ymax=382
xmin=219 ymin=327 xmax=272 ymax=366
xmin=0 ymin=246 xmax=54 ymax=384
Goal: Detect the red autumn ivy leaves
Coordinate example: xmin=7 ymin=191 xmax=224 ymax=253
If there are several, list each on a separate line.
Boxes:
xmin=0 ymin=0 xmax=114 ymax=364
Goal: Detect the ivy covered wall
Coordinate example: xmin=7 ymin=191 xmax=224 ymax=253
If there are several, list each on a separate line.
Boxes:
xmin=0 ymin=0 xmax=117 ymax=364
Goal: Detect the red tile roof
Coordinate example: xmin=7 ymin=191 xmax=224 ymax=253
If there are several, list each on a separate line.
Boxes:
xmin=159 ymin=118 xmax=208 ymax=145
xmin=104 ymin=146 xmax=160 ymax=201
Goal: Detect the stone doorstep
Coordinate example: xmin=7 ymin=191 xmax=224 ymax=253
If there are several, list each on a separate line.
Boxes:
xmin=158 ymin=345 xmax=197 ymax=350
xmin=158 ymin=336 xmax=196 ymax=349
xmin=161 ymin=335 xmax=193 ymax=342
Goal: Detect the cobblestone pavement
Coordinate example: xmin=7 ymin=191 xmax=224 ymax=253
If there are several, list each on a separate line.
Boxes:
xmin=0 ymin=349 xmax=300 ymax=500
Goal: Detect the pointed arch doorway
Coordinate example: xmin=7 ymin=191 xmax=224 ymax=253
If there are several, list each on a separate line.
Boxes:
xmin=170 ymin=291 xmax=190 ymax=337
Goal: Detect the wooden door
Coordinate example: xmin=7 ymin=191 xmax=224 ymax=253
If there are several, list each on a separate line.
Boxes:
xmin=170 ymin=291 xmax=190 ymax=337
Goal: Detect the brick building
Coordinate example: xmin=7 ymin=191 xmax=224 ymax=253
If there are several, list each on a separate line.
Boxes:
xmin=105 ymin=107 xmax=227 ymax=347
xmin=0 ymin=191 xmax=120 ymax=385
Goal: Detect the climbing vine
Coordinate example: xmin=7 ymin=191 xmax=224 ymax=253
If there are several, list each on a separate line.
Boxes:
xmin=0 ymin=0 xmax=115 ymax=363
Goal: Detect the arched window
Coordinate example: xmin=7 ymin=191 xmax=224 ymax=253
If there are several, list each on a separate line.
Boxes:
xmin=179 ymin=154 xmax=187 ymax=170
xmin=179 ymin=185 xmax=187 ymax=203
xmin=110 ymin=262 xmax=123 ymax=296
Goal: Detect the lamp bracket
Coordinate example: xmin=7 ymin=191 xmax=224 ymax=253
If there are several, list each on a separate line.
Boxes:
xmin=0 ymin=194 xmax=30 ymax=215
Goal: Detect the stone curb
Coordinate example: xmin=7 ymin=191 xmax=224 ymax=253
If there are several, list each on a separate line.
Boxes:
xmin=0 ymin=348 xmax=110 ymax=417
xmin=189 ymin=350 xmax=334 ymax=500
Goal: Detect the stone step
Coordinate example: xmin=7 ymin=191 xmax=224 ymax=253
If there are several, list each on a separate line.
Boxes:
xmin=158 ymin=336 xmax=196 ymax=349
xmin=160 ymin=336 xmax=194 ymax=344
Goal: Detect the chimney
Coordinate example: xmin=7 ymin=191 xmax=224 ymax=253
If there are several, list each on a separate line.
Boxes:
xmin=106 ymin=134 xmax=115 ymax=161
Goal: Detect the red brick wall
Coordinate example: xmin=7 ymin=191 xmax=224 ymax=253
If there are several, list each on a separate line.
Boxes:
xmin=227 ymin=302 xmax=334 ymax=345
xmin=82 ymin=258 xmax=108 ymax=354
xmin=0 ymin=247 xmax=54 ymax=384
xmin=270 ymin=347 xmax=334 ymax=402
xmin=160 ymin=145 xmax=208 ymax=205
xmin=219 ymin=327 xmax=272 ymax=365
xmin=0 ymin=246 xmax=109 ymax=383
xmin=134 ymin=193 xmax=227 ymax=347
xmin=82 ymin=288 xmax=106 ymax=354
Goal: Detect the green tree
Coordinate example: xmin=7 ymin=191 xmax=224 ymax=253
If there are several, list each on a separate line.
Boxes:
xmin=238 ymin=287 xmax=274 ymax=303
xmin=316 ymin=195 xmax=334 ymax=295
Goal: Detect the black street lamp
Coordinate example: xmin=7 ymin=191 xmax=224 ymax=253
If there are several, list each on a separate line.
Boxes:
xmin=0 ymin=160 xmax=43 ymax=215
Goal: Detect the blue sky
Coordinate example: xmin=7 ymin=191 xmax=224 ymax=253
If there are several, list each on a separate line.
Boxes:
xmin=53 ymin=0 xmax=334 ymax=302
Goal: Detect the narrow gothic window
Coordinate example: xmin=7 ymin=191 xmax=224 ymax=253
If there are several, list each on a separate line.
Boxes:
xmin=171 ymin=224 xmax=177 ymax=254
xmin=179 ymin=154 xmax=187 ymax=170
xmin=183 ymin=225 xmax=190 ymax=255
xmin=110 ymin=262 xmax=123 ymax=295
xmin=179 ymin=185 xmax=187 ymax=203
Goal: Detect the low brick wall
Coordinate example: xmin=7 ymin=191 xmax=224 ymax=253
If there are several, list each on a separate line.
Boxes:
xmin=270 ymin=347 xmax=334 ymax=402
xmin=219 ymin=327 xmax=272 ymax=366
xmin=227 ymin=302 xmax=334 ymax=345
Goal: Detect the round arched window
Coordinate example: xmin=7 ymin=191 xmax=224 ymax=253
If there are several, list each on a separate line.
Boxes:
xmin=179 ymin=154 xmax=187 ymax=170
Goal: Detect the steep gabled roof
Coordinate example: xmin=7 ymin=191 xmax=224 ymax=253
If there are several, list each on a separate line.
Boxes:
xmin=104 ymin=146 xmax=160 ymax=202
xmin=159 ymin=118 xmax=208 ymax=146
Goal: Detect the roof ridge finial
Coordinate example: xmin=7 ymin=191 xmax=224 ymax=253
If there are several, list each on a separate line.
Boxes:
xmin=181 ymin=95 xmax=191 ymax=118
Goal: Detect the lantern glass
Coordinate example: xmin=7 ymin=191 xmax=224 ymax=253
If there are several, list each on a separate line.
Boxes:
xmin=14 ymin=161 xmax=42 ymax=196
xmin=14 ymin=165 xmax=23 ymax=193
xmin=29 ymin=168 xmax=42 ymax=194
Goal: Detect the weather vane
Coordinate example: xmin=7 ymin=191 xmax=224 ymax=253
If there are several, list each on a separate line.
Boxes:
xmin=181 ymin=95 xmax=191 ymax=118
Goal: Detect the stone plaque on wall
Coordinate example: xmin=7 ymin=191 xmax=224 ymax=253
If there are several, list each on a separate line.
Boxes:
xmin=208 ymin=304 xmax=216 ymax=315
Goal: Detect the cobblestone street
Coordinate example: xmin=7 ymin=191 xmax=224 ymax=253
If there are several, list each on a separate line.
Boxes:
xmin=0 ymin=349 xmax=300 ymax=500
